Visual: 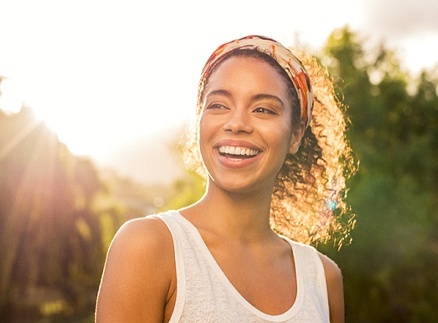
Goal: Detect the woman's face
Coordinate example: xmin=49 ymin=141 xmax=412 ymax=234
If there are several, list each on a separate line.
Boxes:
xmin=198 ymin=55 xmax=303 ymax=194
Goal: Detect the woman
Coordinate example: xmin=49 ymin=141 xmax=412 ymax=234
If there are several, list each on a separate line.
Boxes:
xmin=96 ymin=35 xmax=356 ymax=322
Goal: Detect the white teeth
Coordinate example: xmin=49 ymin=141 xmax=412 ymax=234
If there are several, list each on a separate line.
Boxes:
xmin=218 ymin=146 xmax=259 ymax=156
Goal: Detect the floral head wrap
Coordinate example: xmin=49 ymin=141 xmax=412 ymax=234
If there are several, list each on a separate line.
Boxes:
xmin=199 ymin=35 xmax=314 ymax=128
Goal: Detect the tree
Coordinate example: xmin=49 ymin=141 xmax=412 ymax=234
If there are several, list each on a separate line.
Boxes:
xmin=318 ymin=26 xmax=438 ymax=322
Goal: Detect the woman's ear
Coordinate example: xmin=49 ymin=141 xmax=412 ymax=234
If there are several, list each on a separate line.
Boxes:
xmin=288 ymin=121 xmax=305 ymax=154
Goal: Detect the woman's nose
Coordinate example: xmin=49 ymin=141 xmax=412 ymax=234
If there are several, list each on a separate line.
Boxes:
xmin=223 ymin=109 xmax=253 ymax=134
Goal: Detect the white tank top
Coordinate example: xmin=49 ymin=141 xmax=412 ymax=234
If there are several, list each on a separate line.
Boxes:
xmin=154 ymin=211 xmax=330 ymax=322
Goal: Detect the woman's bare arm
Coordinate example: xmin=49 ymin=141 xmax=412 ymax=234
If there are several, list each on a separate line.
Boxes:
xmin=95 ymin=217 xmax=175 ymax=323
xmin=318 ymin=252 xmax=345 ymax=323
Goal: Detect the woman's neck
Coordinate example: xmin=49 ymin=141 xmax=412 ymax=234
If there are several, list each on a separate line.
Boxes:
xmin=181 ymin=181 xmax=275 ymax=244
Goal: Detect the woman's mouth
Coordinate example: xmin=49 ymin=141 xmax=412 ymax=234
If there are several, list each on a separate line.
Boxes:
xmin=218 ymin=146 xmax=260 ymax=159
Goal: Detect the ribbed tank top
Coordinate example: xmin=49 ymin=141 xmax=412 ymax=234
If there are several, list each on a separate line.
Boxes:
xmin=154 ymin=211 xmax=330 ymax=322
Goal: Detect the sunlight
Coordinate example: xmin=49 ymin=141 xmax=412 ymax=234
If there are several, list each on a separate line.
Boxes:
xmin=0 ymin=77 xmax=94 ymax=157
xmin=0 ymin=78 xmax=23 ymax=114
xmin=401 ymin=33 xmax=438 ymax=74
xmin=0 ymin=53 xmax=199 ymax=159
xmin=0 ymin=73 xmax=193 ymax=160
xmin=0 ymin=117 xmax=43 ymax=163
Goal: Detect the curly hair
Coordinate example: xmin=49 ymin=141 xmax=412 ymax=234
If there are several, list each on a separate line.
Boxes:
xmin=182 ymin=48 xmax=357 ymax=248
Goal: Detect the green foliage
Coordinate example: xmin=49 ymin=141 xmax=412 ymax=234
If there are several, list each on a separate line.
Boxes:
xmin=161 ymin=169 xmax=205 ymax=211
xmin=318 ymin=26 xmax=438 ymax=322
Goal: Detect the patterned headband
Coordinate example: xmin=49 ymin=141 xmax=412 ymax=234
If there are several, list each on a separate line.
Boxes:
xmin=200 ymin=35 xmax=314 ymax=128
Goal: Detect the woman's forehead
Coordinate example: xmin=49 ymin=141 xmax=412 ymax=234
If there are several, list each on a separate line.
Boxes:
xmin=204 ymin=56 xmax=289 ymax=96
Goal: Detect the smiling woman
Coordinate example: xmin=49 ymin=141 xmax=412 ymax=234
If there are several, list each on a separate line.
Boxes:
xmin=198 ymin=54 xmax=298 ymax=194
xmin=96 ymin=35 xmax=356 ymax=323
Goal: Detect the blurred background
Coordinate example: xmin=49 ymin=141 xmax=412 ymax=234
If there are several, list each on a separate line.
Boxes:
xmin=0 ymin=0 xmax=437 ymax=322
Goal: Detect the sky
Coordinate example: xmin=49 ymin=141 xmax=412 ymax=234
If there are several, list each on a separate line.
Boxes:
xmin=1 ymin=0 xmax=437 ymax=165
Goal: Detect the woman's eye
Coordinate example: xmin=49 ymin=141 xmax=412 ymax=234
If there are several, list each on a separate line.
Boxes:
xmin=207 ymin=103 xmax=227 ymax=110
xmin=253 ymin=107 xmax=276 ymax=115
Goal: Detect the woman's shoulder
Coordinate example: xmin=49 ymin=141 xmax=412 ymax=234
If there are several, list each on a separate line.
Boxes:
xmin=96 ymin=214 xmax=177 ymax=321
xmin=317 ymin=251 xmax=344 ymax=322
xmin=316 ymin=251 xmax=342 ymax=282
xmin=110 ymin=214 xmax=173 ymax=256
xmin=100 ymin=214 xmax=176 ymax=281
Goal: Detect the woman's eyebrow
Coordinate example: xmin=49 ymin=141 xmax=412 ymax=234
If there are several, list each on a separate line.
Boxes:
xmin=252 ymin=93 xmax=285 ymax=108
xmin=206 ymin=90 xmax=284 ymax=107
xmin=205 ymin=89 xmax=232 ymax=99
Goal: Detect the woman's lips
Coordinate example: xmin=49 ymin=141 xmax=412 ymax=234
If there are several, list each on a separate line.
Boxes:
xmin=218 ymin=145 xmax=259 ymax=158
xmin=214 ymin=140 xmax=262 ymax=167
